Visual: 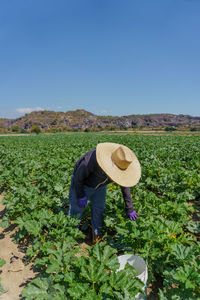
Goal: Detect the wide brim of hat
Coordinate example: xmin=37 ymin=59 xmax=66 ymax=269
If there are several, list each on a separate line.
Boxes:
xmin=96 ymin=142 xmax=141 ymax=187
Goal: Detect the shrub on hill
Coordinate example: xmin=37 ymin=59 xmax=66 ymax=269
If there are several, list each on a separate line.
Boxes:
xmin=165 ymin=126 xmax=177 ymax=132
xmin=30 ymin=125 xmax=42 ymax=134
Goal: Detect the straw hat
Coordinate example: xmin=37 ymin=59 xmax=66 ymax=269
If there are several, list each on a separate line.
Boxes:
xmin=96 ymin=142 xmax=141 ymax=187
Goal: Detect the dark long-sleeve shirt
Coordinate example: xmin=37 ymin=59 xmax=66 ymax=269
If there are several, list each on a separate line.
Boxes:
xmin=73 ymin=149 xmax=134 ymax=213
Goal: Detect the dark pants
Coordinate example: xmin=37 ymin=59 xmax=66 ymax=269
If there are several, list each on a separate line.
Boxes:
xmin=68 ymin=176 xmax=107 ymax=235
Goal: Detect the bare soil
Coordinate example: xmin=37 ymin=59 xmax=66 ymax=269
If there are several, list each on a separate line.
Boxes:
xmin=0 ymin=195 xmax=37 ymax=300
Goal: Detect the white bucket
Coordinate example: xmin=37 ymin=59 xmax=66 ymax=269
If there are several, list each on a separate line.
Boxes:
xmin=117 ymin=254 xmax=148 ymax=300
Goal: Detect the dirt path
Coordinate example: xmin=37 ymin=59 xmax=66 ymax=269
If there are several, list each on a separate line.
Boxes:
xmin=0 ymin=195 xmax=37 ymax=300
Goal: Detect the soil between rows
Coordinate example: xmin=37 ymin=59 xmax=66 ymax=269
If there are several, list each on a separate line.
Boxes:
xmin=0 ymin=195 xmax=38 ymax=300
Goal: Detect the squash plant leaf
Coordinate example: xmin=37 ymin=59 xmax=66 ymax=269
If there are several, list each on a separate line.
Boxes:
xmin=68 ymin=283 xmax=90 ymax=299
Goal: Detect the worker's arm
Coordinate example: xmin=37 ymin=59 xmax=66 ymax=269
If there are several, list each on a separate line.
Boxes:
xmin=120 ymin=186 xmax=139 ymax=220
xmin=73 ymin=150 xmax=95 ymax=199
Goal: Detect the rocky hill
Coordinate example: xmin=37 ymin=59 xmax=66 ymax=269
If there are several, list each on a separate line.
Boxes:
xmin=0 ymin=110 xmax=200 ymax=131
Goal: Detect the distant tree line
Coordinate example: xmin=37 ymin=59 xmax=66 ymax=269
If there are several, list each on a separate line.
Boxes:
xmin=0 ymin=124 xmax=199 ymax=134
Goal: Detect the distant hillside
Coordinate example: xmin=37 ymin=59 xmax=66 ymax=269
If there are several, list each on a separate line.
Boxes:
xmin=0 ymin=109 xmax=200 ymax=132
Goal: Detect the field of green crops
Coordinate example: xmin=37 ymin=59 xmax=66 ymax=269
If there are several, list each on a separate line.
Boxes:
xmin=0 ymin=133 xmax=200 ymax=299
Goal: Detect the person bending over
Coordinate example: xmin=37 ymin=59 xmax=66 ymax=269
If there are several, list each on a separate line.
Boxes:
xmin=68 ymin=142 xmax=141 ymax=244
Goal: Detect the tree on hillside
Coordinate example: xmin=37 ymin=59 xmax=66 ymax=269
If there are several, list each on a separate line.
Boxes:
xmin=30 ymin=125 xmax=42 ymax=134
xmin=165 ymin=126 xmax=177 ymax=132
xmin=11 ymin=125 xmax=20 ymax=132
xmin=190 ymin=127 xmax=197 ymax=132
xmin=20 ymin=128 xmax=28 ymax=133
xmin=84 ymin=128 xmax=90 ymax=132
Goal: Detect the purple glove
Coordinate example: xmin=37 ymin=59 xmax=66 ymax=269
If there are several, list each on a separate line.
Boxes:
xmin=127 ymin=210 xmax=139 ymax=221
xmin=78 ymin=196 xmax=88 ymax=208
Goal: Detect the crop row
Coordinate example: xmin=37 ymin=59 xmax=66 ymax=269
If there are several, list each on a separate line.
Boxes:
xmin=0 ymin=134 xmax=200 ymax=299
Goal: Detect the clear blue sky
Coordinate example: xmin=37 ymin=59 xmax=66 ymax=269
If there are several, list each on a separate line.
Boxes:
xmin=0 ymin=0 xmax=200 ymax=118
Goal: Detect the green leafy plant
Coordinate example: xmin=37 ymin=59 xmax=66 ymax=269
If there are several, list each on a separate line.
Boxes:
xmin=0 ymin=133 xmax=200 ymax=298
xmin=22 ymin=242 xmax=144 ymax=299
xmin=0 ymin=258 xmax=6 ymax=294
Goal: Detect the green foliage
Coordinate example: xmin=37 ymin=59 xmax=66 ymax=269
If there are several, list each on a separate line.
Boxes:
xmin=165 ymin=126 xmax=177 ymax=131
xmin=190 ymin=127 xmax=197 ymax=132
xmin=186 ymin=220 xmax=200 ymax=234
xmin=30 ymin=125 xmax=42 ymax=134
xmin=0 ymin=259 xmax=6 ymax=268
xmin=11 ymin=125 xmax=20 ymax=132
xmin=20 ymin=128 xmax=28 ymax=133
xmin=22 ymin=242 xmax=143 ymax=299
xmin=84 ymin=128 xmax=90 ymax=132
xmin=0 ymin=134 xmax=199 ymax=298
xmin=0 ymin=279 xmax=4 ymax=295
xmin=0 ymin=258 xmax=6 ymax=294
